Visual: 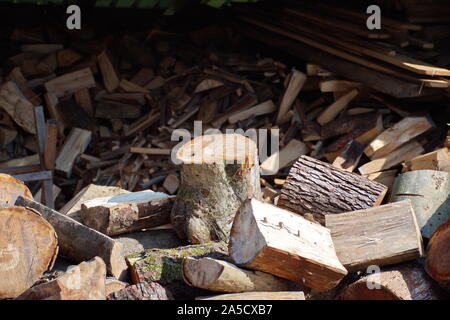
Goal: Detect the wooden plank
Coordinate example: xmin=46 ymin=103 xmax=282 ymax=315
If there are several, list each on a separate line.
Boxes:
xmin=364 ymin=116 xmax=432 ymax=159
xmin=198 ymin=291 xmax=305 ymax=300
xmin=325 ymin=200 xmax=423 ymax=272
xmin=130 ymin=147 xmax=171 ymax=156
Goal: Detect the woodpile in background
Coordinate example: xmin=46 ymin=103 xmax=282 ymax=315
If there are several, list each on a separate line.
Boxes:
xmin=0 ymin=1 xmax=449 ymax=300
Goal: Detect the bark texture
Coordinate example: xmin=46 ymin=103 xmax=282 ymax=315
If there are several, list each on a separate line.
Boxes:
xmin=171 ymin=134 xmax=261 ymax=243
xmin=107 ymin=282 xmax=173 ymax=300
xmin=279 ymin=155 xmax=387 ymax=224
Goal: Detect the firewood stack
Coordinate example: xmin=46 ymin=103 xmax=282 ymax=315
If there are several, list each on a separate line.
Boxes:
xmin=0 ymin=3 xmax=449 ymax=300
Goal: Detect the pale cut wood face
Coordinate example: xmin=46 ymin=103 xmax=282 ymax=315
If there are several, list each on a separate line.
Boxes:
xmin=0 ymin=173 xmax=33 ymax=206
xmin=176 ymin=134 xmax=258 ymax=165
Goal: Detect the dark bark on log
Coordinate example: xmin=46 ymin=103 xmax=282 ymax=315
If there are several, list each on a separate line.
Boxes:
xmin=278 ymin=156 xmax=387 ymax=224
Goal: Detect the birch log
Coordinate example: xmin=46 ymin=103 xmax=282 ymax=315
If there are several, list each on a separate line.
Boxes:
xmin=171 ymin=134 xmax=261 ymax=243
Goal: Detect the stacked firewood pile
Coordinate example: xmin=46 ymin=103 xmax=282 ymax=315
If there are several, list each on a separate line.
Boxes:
xmin=0 ymin=3 xmax=450 ymax=300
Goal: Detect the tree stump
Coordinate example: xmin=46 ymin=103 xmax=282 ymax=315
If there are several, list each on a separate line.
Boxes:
xmin=0 ymin=206 xmax=58 ymax=298
xmin=171 ymin=134 xmax=261 ymax=243
xmin=426 ymin=219 xmax=450 ymax=292
xmin=0 ymin=173 xmax=33 ymax=206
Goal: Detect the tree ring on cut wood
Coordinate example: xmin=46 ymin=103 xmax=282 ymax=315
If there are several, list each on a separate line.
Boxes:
xmin=0 ymin=173 xmax=33 ymax=206
xmin=171 ymin=134 xmax=261 ymax=244
xmin=0 ymin=206 xmax=58 ymax=299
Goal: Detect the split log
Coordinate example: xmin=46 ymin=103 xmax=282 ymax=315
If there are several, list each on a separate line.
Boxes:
xmin=80 ymin=190 xmax=174 ymax=236
xmin=107 ymin=282 xmax=173 ymax=300
xmin=364 ymin=116 xmax=433 ymax=159
xmin=278 ymin=156 xmax=387 ymax=224
xmin=126 ymin=242 xmax=228 ymax=286
xmin=276 ymin=69 xmax=307 ymax=124
xmin=44 ymin=68 xmax=96 ymax=97
xmin=105 ymin=278 xmax=128 ymax=296
xmin=0 ymin=206 xmax=58 ymax=299
xmin=389 ymin=170 xmax=450 ymax=238
xmin=60 ymin=184 xmax=130 ymax=222
xmin=260 ymin=139 xmax=309 ymax=175
xmin=0 ymin=173 xmax=32 ymax=205
xmin=55 ymin=128 xmax=92 ymax=178
xmin=362 ymin=169 xmax=397 ymax=190
xmin=98 ymin=51 xmax=120 ymax=92
xmin=403 ymin=148 xmax=450 ymax=172
xmin=229 ymin=199 xmax=348 ymax=291
xmin=16 ymin=257 xmax=106 ymax=300
xmin=325 ymin=200 xmax=423 ymax=272
xmin=198 ymin=291 xmax=305 ymax=300
xmin=317 ymin=89 xmax=358 ymax=125
xmin=0 ymin=81 xmax=36 ymax=134
xmin=14 ymin=196 xmax=128 ymax=280
xmin=331 ymin=140 xmax=365 ymax=172
xmin=182 ymin=257 xmax=294 ymax=293
xmin=358 ymin=140 xmax=424 ymax=175
xmin=340 ymin=262 xmax=446 ymax=300
xmin=426 ymin=219 xmax=450 ymax=291
xmin=228 ymin=100 xmax=276 ymax=124
xmin=171 ymin=134 xmax=261 ymax=243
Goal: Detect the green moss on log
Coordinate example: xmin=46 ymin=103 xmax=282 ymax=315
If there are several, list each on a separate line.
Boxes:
xmin=126 ymin=242 xmax=228 ymax=285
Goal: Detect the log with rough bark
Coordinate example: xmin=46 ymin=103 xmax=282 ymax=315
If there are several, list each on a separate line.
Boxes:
xmin=389 ymin=170 xmax=450 ymax=238
xmin=0 ymin=206 xmax=58 ymax=299
xmin=107 ymin=282 xmax=173 ymax=300
xmin=229 ymin=199 xmax=348 ymax=291
xmin=171 ymin=134 xmax=261 ymax=243
xmin=16 ymin=257 xmax=106 ymax=300
xmin=325 ymin=200 xmax=423 ymax=272
xmin=80 ymin=190 xmax=174 ymax=236
xmin=278 ymin=156 xmax=388 ymax=224
xmin=14 ymin=196 xmax=128 ymax=280
xmin=183 ymin=257 xmax=294 ymax=293
xmin=339 ymin=262 xmax=447 ymax=300
xmin=198 ymin=291 xmax=305 ymax=300
xmin=0 ymin=173 xmax=32 ymax=205
xmin=426 ymin=219 xmax=450 ymax=291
